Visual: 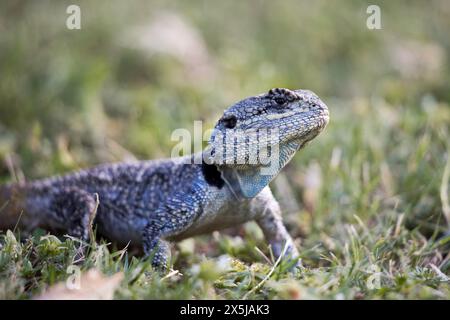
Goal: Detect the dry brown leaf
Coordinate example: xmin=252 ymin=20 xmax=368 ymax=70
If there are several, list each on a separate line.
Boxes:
xmin=34 ymin=269 xmax=123 ymax=300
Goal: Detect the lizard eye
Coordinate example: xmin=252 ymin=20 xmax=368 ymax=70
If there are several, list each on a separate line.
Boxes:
xmin=222 ymin=115 xmax=237 ymax=129
xmin=274 ymin=97 xmax=287 ymax=105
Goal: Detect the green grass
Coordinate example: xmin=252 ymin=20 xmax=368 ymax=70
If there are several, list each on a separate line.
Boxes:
xmin=1 ymin=0 xmax=450 ymax=299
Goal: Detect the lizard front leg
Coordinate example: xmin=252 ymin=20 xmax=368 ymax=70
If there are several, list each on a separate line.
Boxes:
xmin=142 ymin=192 xmax=202 ymax=270
xmin=253 ymin=188 xmax=300 ymax=265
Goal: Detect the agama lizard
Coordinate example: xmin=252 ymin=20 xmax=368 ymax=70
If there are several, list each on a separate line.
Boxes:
xmin=0 ymin=88 xmax=329 ymax=268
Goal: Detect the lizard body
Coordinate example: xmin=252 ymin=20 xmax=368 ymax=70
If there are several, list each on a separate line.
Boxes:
xmin=0 ymin=88 xmax=329 ymax=268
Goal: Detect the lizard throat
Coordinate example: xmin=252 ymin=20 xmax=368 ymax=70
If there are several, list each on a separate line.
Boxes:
xmin=217 ymin=139 xmax=302 ymax=200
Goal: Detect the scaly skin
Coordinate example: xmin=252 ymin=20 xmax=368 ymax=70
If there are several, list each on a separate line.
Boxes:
xmin=0 ymin=88 xmax=329 ymax=268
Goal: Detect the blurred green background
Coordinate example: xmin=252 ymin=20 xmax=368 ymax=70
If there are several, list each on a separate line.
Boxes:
xmin=1 ymin=0 xmax=450 ymax=299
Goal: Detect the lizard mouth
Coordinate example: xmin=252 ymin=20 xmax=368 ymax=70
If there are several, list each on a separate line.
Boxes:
xmin=278 ymin=103 xmax=329 ymax=148
xmin=205 ymin=110 xmax=329 ymax=167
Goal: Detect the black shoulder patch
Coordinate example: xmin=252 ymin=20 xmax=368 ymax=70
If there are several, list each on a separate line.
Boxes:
xmin=201 ymin=161 xmax=225 ymax=189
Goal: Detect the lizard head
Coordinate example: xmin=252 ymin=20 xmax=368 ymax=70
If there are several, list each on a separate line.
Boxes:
xmin=204 ymin=88 xmax=329 ymax=199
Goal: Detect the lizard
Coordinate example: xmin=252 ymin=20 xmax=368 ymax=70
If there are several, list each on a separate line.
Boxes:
xmin=0 ymin=88 xmax=329 ymax=269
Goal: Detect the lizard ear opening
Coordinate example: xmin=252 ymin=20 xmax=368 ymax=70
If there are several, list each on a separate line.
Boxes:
xmin=221 ymin=114 xmax=238 ymax=129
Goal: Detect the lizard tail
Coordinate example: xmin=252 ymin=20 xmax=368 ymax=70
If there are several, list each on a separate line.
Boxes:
xmin=0 ymin=183 xmax=27 ymax=231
